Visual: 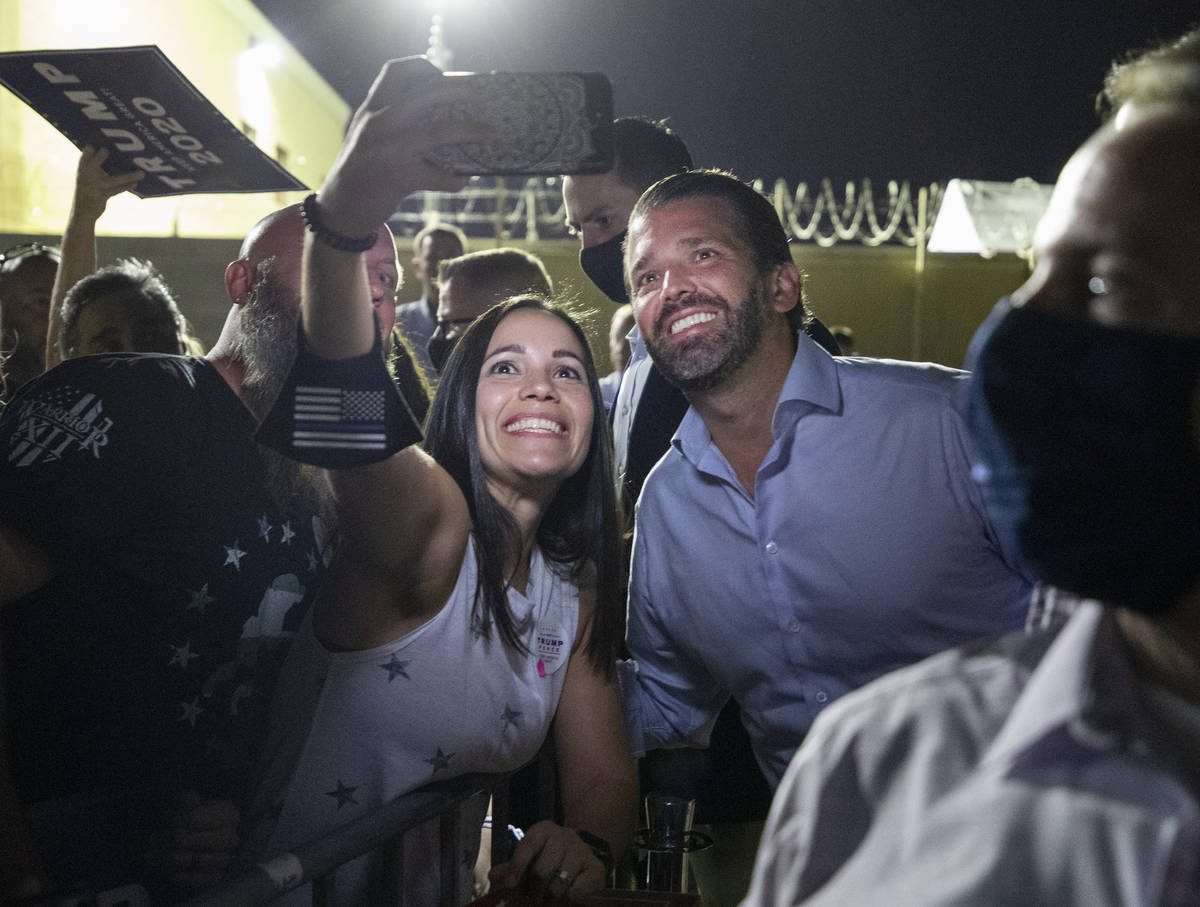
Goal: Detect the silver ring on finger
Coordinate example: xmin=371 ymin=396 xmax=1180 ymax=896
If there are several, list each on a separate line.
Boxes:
xmin=547 ymin=867 xmax=573 ymax=896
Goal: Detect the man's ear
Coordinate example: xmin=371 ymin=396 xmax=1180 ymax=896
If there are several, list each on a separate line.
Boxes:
xmin=769 ymin=261 xmax=802 ymax=315
xmin=224 ymin=258 xmax=253 ymax=307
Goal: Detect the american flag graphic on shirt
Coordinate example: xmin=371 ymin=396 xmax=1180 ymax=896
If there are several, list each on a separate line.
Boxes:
xmin=293 ymin=386 xmax=386 ymax=453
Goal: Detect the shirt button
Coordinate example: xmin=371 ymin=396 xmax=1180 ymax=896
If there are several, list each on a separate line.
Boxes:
xmin=787 ymin=618 xmax=801 ymax=633
xmin=765 ymin=541 xmax=779 ymax=556
xmin=815 ymin=691 xmax=829 ymax=703
xmin=621 ymin=404 xmax=630 ymax=417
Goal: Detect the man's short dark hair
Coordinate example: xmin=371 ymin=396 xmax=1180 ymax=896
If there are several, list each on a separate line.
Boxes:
xmin=611 ymin=117 xmax=694 ymax=194
xmin=438 ymin=247 xmax=553 ymax=301
xmin=1100 ymin=26 xmax=1200 ymax=117
xmin=631 ymin=169 xmax=811 ymax=330
xmin=60 ymin=258 xmax=186 ymax=358
xmin=411 ymin=222 xmax=467 ymax=256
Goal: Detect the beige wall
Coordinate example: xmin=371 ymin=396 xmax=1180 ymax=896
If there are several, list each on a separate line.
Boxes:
xmin=437 ymin=238 xmax=1029 ymax=372
xmin=0 ymin=0 xmax=345 ymax=238
xmin=0 ymin=230 xmax=1028 ymax=374
xmin=797 ymin=245 xmax=1029 ymax=367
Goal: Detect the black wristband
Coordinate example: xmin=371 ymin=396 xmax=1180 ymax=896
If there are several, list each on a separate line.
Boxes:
xmin=255 ymin=323 xmax=423 ymax=469
xmin=300 ymin=193 xmax=379 ymax=253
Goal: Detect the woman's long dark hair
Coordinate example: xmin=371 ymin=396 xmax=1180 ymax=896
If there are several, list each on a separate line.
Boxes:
xmin=423 ymin=296 xmax=625 ymax=676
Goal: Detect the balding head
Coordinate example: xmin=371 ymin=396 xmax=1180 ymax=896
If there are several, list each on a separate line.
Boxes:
xmin=234 ymin=204 xmax=308 ymax=300
xmin=211 ymin=204 xmax=399 ymax=398
xmin=238 ymin=204 xmax=304 ymax=259
xmin=1017 ymin=106 xmax=1200 ymax=336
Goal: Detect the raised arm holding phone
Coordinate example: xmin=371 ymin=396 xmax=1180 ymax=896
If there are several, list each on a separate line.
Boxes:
xmin=245 ymin=57 xmax=635 ymax=902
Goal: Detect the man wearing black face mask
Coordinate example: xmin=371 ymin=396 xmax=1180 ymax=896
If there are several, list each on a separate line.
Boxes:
xmin=564 ymin=117 xmax=694 ymax=505
xmin=566 ymin=122 xmax=786 ymax=883
xmin=426 ymin=247 xmax=553 ymax=377
xmin=744 ymin=27 xmax=1200 ymax=907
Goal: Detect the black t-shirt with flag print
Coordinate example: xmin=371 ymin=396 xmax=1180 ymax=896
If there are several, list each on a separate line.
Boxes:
xmin=0 ymin=353 xmax=323 ymax=890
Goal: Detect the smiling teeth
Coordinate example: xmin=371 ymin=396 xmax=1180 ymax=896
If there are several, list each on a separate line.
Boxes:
xmin=671 ymin=312 xmax=716 ymax=335
xmin=507 ymin=417 xmax=563 ymax=434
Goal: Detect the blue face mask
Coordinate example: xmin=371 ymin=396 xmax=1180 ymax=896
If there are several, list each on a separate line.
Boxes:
xmin=966 ymin=299 xmax=1200 ymax=615
xmin=579 ymin=229 xmax=629 ymax=304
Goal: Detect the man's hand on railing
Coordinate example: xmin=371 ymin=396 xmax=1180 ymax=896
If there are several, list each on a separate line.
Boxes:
xmin=488 ymin=820 xmax=605 ymax=900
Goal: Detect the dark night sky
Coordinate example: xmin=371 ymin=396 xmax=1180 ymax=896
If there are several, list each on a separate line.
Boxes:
xmin=251 ymin=1 xmax=1198 ymax=186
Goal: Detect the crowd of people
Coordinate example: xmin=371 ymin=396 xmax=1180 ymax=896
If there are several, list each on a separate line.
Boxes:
xmin=1 ymin=22 xmax=1198 ymax=907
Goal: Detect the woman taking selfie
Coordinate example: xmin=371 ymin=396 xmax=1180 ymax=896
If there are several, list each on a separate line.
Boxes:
xmin=244 ymin=57 xmax=635 ymax=904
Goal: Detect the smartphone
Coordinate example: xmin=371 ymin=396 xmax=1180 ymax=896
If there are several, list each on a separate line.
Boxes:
xmin=424 ymin=71 xmax=613 ymax=176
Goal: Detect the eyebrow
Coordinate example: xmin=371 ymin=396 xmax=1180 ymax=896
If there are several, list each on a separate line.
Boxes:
xmin=568 ymin=203 xmax=615 ymax=230
xmin=132 ymin=316 xmax=176 ymax=331
xmin=630 ymin=235 xmax=723 ymax=276
xmin=82 ymin=326 xmax=124 ymax=345
xmin=484 ymin=343 xmax=586 ymax=364
xmin=485 ymin=343 xmax=524 ymax=359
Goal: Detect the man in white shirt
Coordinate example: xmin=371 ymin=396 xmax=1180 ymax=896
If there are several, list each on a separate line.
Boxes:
xmin=744 ymin=27 xmax=1200 ymax=906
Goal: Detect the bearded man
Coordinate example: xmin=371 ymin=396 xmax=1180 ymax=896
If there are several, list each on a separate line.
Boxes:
xmin=618 ymin=170 xmax=1034 ymax=901
xmin=0 ymin=204 xmax=398 ymax=903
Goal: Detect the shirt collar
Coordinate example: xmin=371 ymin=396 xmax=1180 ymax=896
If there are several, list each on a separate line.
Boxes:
xmin=673 ymin=333 xmax=842 ymax=460
xmin=772 ymin=330 xmax=842 ymax=431
xmin=983 ymin=602 xmax=1184 ymax=780
xmin=627 ymin=323 xmax=646 ymax=359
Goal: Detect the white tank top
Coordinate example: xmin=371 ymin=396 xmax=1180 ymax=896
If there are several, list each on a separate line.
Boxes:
xmin=243 ymin=537 xmax=580 ymax=903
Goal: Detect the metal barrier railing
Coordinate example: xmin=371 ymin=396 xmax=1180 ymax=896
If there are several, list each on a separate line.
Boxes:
xmin=181 ymin=772 xmax=504 ymax=907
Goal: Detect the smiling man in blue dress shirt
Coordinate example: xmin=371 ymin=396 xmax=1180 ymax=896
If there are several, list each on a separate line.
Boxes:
xmin=619 ymin=169 xmax=1033 ymax=808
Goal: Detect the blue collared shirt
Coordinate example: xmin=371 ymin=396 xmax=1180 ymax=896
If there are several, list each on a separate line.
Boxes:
xmin=611 ymin=324 xmax=649 ymax=478
xmin=599 ymin=370 xmax=622 ymax=414
xmin=394 ymin=297 xmax=436 ymax=379
xmin=624 ymin=335 xmax=1032 ymax=787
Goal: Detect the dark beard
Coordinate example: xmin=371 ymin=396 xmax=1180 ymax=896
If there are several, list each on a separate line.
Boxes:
xmin=234 ymin=265 xmax=337 ymax=536
xmin=235 ymin=266 xmax=298 ymax=423
xmin=643 ymin=279 xmax=769 ymax=393
xmin=260 ymin=443 xmax=338 ymax=542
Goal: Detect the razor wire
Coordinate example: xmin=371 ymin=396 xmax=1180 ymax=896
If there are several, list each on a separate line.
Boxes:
xmin=390 ymin=176 xmax=943 ymax=247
